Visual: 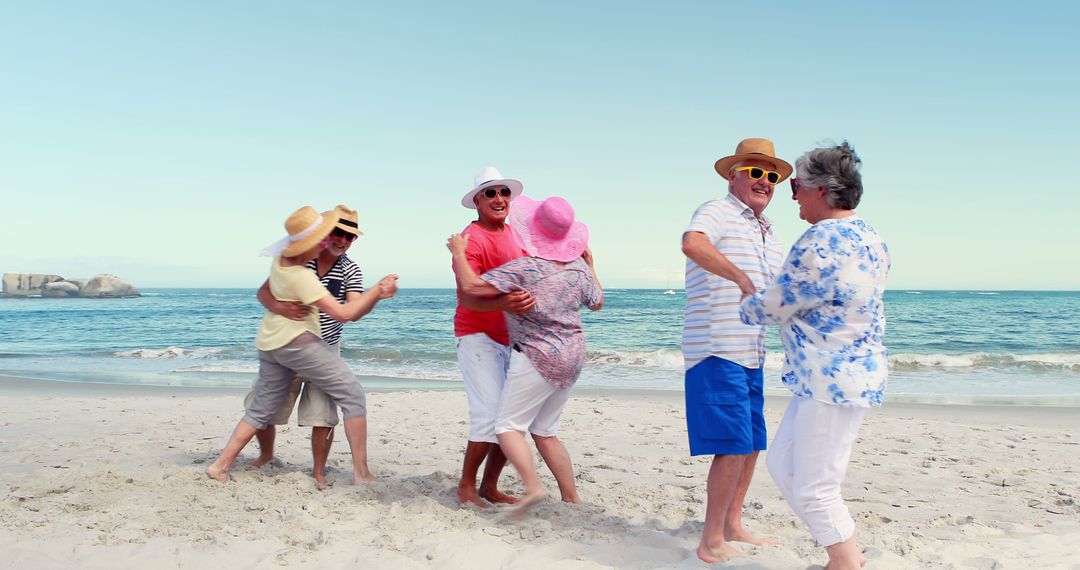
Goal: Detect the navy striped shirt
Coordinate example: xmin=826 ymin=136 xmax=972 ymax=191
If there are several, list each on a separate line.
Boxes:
xmin=306 ymin=255 xmax=364 ymax=345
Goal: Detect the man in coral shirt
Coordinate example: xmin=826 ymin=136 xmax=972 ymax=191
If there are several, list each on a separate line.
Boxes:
xmin=453 ymin=166 xmax=536 ymax=507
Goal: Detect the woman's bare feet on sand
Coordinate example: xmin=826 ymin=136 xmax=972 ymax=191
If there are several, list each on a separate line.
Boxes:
xmin=509 ymin=488 xmax=546 ymax=518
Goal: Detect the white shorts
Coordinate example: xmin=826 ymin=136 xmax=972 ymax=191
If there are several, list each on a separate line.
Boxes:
xmin=495 ymin=350 xmax=572 ymax=437
xmin=456 ymin=333 xmax=511 ymax=444
xmin=243 ymin=343 xmax=341 ymax=428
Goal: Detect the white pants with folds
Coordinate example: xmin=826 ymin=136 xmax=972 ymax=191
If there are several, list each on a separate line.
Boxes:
xmin=766 ymin=396 xmax=868 ymax=547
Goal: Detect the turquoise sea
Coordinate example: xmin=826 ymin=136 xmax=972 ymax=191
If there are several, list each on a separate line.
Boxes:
xmin=1 ymin=289 xmax=1078 ymax=405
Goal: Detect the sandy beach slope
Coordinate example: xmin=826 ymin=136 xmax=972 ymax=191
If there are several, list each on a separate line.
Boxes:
xmin=1 ymin=375 xmax=1078 ymax=569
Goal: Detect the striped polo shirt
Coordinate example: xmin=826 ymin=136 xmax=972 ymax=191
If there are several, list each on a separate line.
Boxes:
xmin=307 ymin=254 xmax=364 ymax=346
xmin=682 ymin=193 xmax=783 ymax=370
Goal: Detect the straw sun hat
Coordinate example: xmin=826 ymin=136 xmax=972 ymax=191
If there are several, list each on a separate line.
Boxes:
xmin=713 ymin=138 xmax=793 ymax=182
xmin=259 ymin=206 xmax=339 ymax=258
xmin=333 ymin=204 xmax=363 ymax=236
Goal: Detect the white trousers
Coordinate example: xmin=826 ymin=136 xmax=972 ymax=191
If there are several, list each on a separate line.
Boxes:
xmin=766 ymin=396 xmax=868 ymax=546
xmin=456 ymin=333 xmax=511 ymax=444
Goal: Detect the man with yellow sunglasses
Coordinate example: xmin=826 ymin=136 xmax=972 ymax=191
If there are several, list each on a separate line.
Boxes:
xmin=680 ymin=137 xmax=792 ymax=563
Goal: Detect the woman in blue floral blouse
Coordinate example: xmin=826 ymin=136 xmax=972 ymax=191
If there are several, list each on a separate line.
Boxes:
xmin=740 ymin=142 xmax=890 ymax=570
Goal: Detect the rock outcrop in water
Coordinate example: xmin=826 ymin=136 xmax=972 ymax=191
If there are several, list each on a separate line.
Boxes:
xmin=1 ymin=272 xmax=141 ymax=298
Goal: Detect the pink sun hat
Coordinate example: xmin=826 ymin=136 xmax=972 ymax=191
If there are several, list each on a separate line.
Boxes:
xmin=508 ymin=195 xmax=589 ymax=263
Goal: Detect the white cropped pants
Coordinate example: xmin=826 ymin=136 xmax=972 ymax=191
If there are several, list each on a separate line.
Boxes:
xmin=766 ymin=396 xmax=868 ymax=547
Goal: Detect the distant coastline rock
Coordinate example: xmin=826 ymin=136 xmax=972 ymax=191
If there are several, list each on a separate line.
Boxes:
xmin=1 ymin=272 xmax=141 ymax=298
xmin=42 ymin=281 xmax=80 ymax=298
xmin=2 ymin=273 xmax=63 ymax=296
xmin=80 ymin=275 xmax=141 ymax=298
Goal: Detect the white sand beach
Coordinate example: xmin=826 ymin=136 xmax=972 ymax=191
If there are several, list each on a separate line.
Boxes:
xmin=1 ymin=375 xmax=1078 ymax=569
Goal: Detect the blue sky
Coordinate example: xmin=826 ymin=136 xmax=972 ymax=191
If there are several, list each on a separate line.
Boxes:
xmin=2 ymin=1 xmax=1077 ymax=289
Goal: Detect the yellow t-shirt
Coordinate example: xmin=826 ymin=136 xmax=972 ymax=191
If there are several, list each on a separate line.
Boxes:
xmin=254 ymin=257 xmax=330 ymax=351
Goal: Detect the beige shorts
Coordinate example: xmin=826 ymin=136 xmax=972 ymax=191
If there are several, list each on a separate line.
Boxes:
xmin=243 ymin=343 xmax=342 ymax=428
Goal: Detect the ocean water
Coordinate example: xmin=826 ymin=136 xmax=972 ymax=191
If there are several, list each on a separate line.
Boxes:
xmin=1 ymin=289 xmax=1078 ymax=405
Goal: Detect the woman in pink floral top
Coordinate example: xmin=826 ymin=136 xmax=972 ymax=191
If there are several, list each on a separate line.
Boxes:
xmin=448 ymin=195 xmax=603 ymax=516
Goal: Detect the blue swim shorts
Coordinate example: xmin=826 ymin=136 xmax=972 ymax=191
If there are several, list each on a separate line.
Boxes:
xmin=685 ymin=356 xmax=766 ymax=456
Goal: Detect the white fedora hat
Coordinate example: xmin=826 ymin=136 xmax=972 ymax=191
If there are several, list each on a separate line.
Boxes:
xmin=461 ymin=166 xmax=524 ymax=209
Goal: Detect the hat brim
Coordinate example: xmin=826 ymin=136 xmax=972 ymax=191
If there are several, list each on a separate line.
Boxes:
xmin=714 ymin=153 xmax=793 ymax=182
xmin=282 ymin=211 xmax=339 ymax=257
xmin=462 ymin=178 xmax=524 ymax=209
xmin=335 ymin=217 xmax=363 ymax=237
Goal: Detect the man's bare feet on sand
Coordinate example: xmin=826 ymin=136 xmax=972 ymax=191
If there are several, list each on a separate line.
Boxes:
xmin=205 ymin=464 xmax=230 ymax=484
xmin=697 ymin=541 xmax=743 ymax=564
xmin=509 ymin=488 xmax=546 ymax=518
xmin=314 ymin=471 xmax=335 ymax=491
xmin=479 ymin=487 xmax=519 ymax=505
xmin=725 ymin=527 xmax=778 ymax=547
xmin=457 ymin=485 xmax=489 ymax=508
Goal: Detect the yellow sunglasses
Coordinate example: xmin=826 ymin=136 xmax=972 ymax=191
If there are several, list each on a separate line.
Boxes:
xmin=734 ymin=166 xmax=781 ymax=184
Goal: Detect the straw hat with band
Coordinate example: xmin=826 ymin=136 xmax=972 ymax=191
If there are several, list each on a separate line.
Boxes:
xmin=714 ymin=138 xmax=793 ymax=183
xmin=462 ymin=166 xmax=524 ymax=209
xmin=508 ymin=195 xmax=589 ymax=263
xmin=260 ymin=206 xmax=339 ymax=258
xmin=333 ymin=204 xmax=363 ymax=237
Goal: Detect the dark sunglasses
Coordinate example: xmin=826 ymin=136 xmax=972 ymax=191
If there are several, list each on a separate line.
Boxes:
xmin=734 ymin=166 xmax=781 ymax=184
xmin=331 ymin=228 xmax=357 ymax=242
xmin=482 ymin=186 xmax=513 ymax=199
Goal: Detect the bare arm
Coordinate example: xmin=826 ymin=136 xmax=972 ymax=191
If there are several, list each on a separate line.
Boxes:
xmin=457 ymin=288 xmax=536 ymax=314
xmin=257 ymin=279 xmax=309 ymax=321
xmin=582 ymin=247 xmax=604 ymax=311
xmin=447 ymin=234 xmax=502 ymax=297
xmin=311 ymin=274 xmax=399 ymax=322
xmin=681 ymin=231 xmax=755 ymax=297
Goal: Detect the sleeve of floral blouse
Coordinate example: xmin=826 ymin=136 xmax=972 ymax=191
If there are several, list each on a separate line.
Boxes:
xmin=739 ymin=234 xmax=837 ymax=325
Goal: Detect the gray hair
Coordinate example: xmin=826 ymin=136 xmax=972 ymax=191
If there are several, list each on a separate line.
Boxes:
xmin=795 ymin=141 xmax=863 ymax=210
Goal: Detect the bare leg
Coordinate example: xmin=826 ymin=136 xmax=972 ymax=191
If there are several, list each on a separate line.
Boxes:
xmin=206 ymin=419 xmax=260 ymax=483
xmin=497 ymin=431 xmax=546 ymax=516
xmin=458 ymin=441 xmax=493 ymax=508
xmin=311 ymin=426 xmax=333 ymax=490
xmin=532 ymin=434 xmax=580 ymax=503
xmin=825 ymin=534 xmax=863 ymax=570
xmin=725 ymin=450 xmax=775 ymax=546
xmin=247 ymin=425 xmax=276 ymax=467
xmin=479 ymin=444 xmax=518 ymax=504
xmin=340 ymin=416 xmax=373 ymax=484
xmin=697 ymin=454 xmax=746 ymax=563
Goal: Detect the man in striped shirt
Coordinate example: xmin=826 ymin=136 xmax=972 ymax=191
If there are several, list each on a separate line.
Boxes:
xmin=250 ymin=205 xmax=398 ymax=489
xmin=681 ymin=138 xmax=790 ymax=563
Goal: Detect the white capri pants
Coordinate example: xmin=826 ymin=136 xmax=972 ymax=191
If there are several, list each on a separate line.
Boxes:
xmin=766 ymin=395 xmax=868 ymax=547
xmin=495 ymin=350 xmax=572 ymax=437
xmin=456 ymin=333 xmax=512 ymax=444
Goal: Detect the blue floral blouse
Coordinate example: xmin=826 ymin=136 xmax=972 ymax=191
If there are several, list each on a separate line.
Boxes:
xmin=739 ymin=216 xmax=891 ymax=408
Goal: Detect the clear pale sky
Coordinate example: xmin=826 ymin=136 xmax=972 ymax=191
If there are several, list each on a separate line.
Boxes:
xmin=2 ymin=2 xmax=1077 ymax=290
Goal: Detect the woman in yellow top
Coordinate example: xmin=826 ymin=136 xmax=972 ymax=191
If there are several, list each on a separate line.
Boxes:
xmin=206 ymin=206 xmax=398 ymax=484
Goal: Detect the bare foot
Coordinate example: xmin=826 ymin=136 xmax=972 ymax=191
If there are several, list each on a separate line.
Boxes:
xmin=247 ymin=455 xmax=274 ymax=468
xmin=352 ymin=472 xmax=375 ymax=485
xmin=479 ymin=487 xmax=519 ymax=505
xmin=205 ymin=463 xmax=230 ymax=484
xmin=458 ymin=484 xmax=489 ymax=508
xmin=509 ymin=488 xmax=546 ymax=518
xmin=313 ymin=471 xmax=332 ymax=491
xmin=697 ymin=541 xmax=742 ymax=564
xmin=561 ymin=494 xmax=583 ymax=505
xmin=725 ymin=527 xmax=777 ymax=547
